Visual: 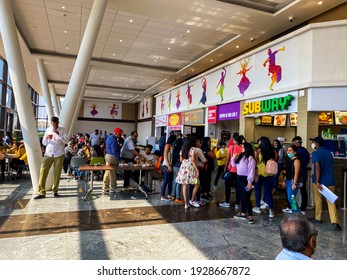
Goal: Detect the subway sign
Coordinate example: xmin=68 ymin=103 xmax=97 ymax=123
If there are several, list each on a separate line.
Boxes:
xmin=242 ymin=94 xmax=294 ymax=115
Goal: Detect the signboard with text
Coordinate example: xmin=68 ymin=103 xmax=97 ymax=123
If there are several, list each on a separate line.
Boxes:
xmin=217 ymin=102 xmax=240 ymax=121
xmin=208 ymin=106 xmax=217 ymax=124
xmin=168 ymin=113 xmax=182 ymax=130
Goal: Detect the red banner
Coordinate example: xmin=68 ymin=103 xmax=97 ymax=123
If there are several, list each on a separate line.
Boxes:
xmin=208 ymin=106 xmax=217 ymax=124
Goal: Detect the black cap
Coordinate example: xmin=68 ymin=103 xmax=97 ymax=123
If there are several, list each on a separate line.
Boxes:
xmin=51 ymin=116 xmax=59 ymax=122
xmin=292 ymin=136 xmax=302 ymax=143
xmin=153 ymin=150 xmax=162 ymax=156
xmin=309 ymin=136 xmax=325 ymax=146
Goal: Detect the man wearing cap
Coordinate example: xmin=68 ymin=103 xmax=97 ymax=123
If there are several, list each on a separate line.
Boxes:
xmin=310 ymin=136 xmax=341 ymax=231
xmin=35 ymin=116 xmax=69 ymax=199
xmin=292 ymin=136 xmax=310 ymax=213
xmin=103 ymin=127 xmax=123 ymax=194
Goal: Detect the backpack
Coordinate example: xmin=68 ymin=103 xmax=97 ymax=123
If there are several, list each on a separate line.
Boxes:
xmin=265 ymin=159 xmax=278 ymax=176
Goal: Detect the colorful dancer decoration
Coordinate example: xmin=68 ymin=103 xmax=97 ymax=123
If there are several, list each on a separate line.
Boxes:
xmin=90 ymin=103 xmax=99 ymax=116
xmin=237 ymin=58 xmax=252 ymax=96
xmin=160 ymin=96 xmax=165 ymax=113
xmin=109 ymin=103 xmax=119 ymax=118
xmin=198 ymin=77 xmax=207 ymax=105
xmin=145 ymin=99 xmax=149 ymax=115
xmin=176 ymin=90 xmax=181 ymax=110
xmin=141 ymin=101 xmax=145 ymax=118
xmin=216 ymin=67 xmax=227 ymax=101
xmin=186 ymin=83 xmax=193 ymax=108
xmin=263 ymin=46 xmax=285 ymax=90
xmin=168 ymin=91 xmax=172 ymax=112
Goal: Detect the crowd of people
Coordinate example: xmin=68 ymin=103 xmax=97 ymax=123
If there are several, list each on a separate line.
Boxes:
xmin=0 ymin=118 xmax=342 ymax=233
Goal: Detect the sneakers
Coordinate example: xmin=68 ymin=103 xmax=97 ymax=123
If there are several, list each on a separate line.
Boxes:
xmin=53 ymin=193 xmax=60 ymax=198
xmin=167 ymin=194 xmax=173 ymax=199
xmin=235 ymin=204 xmax=240 ymax=210
xmin=161 ymin=196 xmax=171 ymax=201
xmin=171 ymin=196 xmax=176 ymax=201
xmin=247 ymin=217 xmax=255 ymax=224
xmin=252 ymin=207 xmax=261 ymax=214
xmin=219 ymin=202 xmax=230 ymax=208
xmin=332 ymin=223 xmax=342 ymax=231
xmin=34 ymin=194 xmax=45 ymax=199
xmin=260 ymin=199 xmax=266 ymax=206
xmin=174 ymin=198 xmax=184 ymax=203
xmin=269 ymin=209 xmax=275 ymax=218
xmin=198 ymin=201 xmax=206 ymax=206
xmin=260 ymin=202 xmax=269 ymax=210
xmin=234 ymin=213 xmax=247 ymax=219
xmin=109 ymin=190 xmax=116 ymax=197
xmin=184 ymin=204 xmax=189 ymax=209
xmin=282 ymin=207 xmax=292 ymax=214
xmin=189 ymin=200 xmax=200 ymax=208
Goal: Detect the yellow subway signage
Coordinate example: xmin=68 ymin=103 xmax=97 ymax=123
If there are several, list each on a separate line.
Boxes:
xmin=243 ymin=94 xmax=294 ymax=115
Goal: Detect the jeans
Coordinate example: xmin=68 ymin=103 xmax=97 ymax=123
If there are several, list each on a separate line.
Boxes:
xmin=161 ymin=171 xmax=173 ymax=197
xmin=255 ymin=175 xmax=275 ymax=208
xmin=238 ymin=175 xmax=253 ymax=216
xmin=172 ymin=166 xmax=181 ymax=199
xmin=285 ymin=180 xmax=300 ymax=209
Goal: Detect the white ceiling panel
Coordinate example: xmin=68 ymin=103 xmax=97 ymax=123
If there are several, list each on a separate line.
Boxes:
xmin=6 ymin=0 xmax=346 ymax=103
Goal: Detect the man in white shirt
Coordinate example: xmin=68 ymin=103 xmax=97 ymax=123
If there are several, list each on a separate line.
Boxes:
xmin=34 ymin=116 xmax=69 ymax=199
xmin=89 ymin=129 xmax=101 ymax=146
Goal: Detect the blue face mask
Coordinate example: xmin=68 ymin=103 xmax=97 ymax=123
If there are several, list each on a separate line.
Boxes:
xmin=287 ymin=153 xmax=294 ymax=158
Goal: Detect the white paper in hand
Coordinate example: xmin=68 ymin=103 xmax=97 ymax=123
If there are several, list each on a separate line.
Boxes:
xmin=319 ymin=184 xmax=338 ymax=204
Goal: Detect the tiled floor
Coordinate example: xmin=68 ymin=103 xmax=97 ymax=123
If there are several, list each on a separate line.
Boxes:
xmin=0 ymin=173 xmax=346 ymax=260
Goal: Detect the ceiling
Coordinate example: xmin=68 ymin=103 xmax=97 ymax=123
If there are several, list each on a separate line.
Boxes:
xmin=1 ymin=0 xmax=346 ymax=103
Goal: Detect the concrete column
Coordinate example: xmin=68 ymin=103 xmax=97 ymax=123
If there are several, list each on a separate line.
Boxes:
xmin=68 ymin=67 xmax=91 ymax=136
xmin=50 ymin=85 xmax=60 ymax=117
xmin=56 ymin=94 xmax=62 ymax=112
xmin=37 ymin=58 xmax=54 ymax=120
xmin=0 ymin=0 xmax=42 ymax=189
xmin=297 ymin=90 xmax=318 ymax=152
xmin=59 ymin=0 xmax=107 ymax=130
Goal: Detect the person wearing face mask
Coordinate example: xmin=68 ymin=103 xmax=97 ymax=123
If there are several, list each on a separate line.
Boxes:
xmin=292 ymin=136 xmax=310 ymax=213
xmin=282 ymin=145 xmax=302 ymax=214
xmin=309 ymin=136 xmax=341 ymax=231
xmin=276 ymin=213 xmax=317 ymax=260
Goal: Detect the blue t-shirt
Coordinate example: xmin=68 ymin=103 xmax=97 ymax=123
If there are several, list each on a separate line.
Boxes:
xmin=275 ymin=249 xmax=313 ymax=260
xmin=105 ymin=134 xmax=121 ymax=161
xmin=312 ymin=147 xmax=335 ymax=186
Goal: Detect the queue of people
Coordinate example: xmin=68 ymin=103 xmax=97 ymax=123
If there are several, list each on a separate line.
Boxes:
xmin=1 ymin=120 xmax=342 ymax=232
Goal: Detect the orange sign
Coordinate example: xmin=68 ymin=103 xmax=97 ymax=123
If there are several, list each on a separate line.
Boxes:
xmin=168 ymin=113 xmax=182 ymax=127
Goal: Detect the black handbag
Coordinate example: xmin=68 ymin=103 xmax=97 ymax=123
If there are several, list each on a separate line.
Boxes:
xmin=160 ymin=165 xmax=170 ymax=173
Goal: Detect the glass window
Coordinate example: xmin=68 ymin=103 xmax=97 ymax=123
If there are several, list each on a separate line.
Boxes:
xmin=38 ymin=106 xmax=47 ymax=119
xmin=13 ymin=112 xmax=20 ymax=130
xmin=7 ymin=72 xmax=12 ymax=87
xmin=0 ymin=58 xmax=4 ymax=81
xmin=6 ymin=87 xmax=13 ymax=108
xmin=0 ymin=83 xmax=4 ymax=106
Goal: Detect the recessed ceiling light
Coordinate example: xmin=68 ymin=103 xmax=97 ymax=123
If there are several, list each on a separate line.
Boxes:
xmin=187 ymin=30 xmax=190 ymax=33
xmin=318 ymin=1 xmax=323 ymax=5
xmin=168 ymin=47 xmax=171 ymax=50
xmin=210 ymin=59 xmax=213 ymax=62
xmin=64 ymin=30 xmax=68 ymax=34
xmin=120 ymin=39 xmax=123 ymax=42
xmin=29 ymin=72 xmax=32 ymax=75
xmin=101 ymin=76 xmax=104 ymax=79
xmin=236 ymin=45 xmax=239 ymax=48
xmin=129 ymin=19 xmax=133 ymax=23
xmin=154 ymin=59 xmax=157 ymax=62
xmin=65 ymin=46 xmax=69 ymax=49
xmin=62 ymin=6 xmax=66 ymax=9
xmin=112 ymin=53 xmax=115 ymax=56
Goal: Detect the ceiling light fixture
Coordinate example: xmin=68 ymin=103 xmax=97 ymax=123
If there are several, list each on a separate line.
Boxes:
xmin=236 ymin=45 xmax=239 ymax=48
xmin=187 ymin=30 xmax=190 ymax=33
xmin=112 ymin=53 xmax=115 ymax=56
xmin=318 ymin=1 xmax=323 ymax=5
xmin=62 ymin=6 xmax=66 ymax=9
xmin=168 ymin=47 xmax=171 ymax=50
xmin=129 ymin=19 xmax=133 ymax=23
xmin=120 ymin=39 xmax=123 ymax=42
xmin=64 ymin=30 xmax=67 ymax=34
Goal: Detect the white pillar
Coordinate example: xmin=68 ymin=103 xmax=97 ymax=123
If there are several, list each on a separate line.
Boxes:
xmin=0 ymin=0 xmax=42 ymax=189
xmin=56 ymin=94 xmax=62 ymax=112
xmin=50 ymin=85 xmax=60 ymax=117
xmin=69 ymin=67 xmax=91 ymax=136
xmin=60 ymin=0 xmax=107 ymax=130
xmin=37 ymin=58 xmax=54 ymax=120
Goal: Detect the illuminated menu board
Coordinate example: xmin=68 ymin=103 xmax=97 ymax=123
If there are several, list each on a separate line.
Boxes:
xmin=318 ymin=111 xmax=334 ymax=125
xmin=334 ymin=111 xmax=347 ymax=125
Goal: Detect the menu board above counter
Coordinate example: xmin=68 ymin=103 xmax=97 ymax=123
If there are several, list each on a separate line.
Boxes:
xmin=254 ymin=115 xmax=273 ymax=126
xmin=290 ymin=113 xmax=297 ymax=127
xmin=273 ymin=115 xmax=287 ymax=127
xmin=334 ymin=111 xmax=347 ymax=125
xmin=318 ymin=111 xmax=334 ymax=125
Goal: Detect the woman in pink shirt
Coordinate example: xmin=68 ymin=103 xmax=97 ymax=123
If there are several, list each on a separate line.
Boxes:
xmin=232 ymin=142 xmax=256 ymax=224
xmin=220 ymin=135 xmax=244 ymax=209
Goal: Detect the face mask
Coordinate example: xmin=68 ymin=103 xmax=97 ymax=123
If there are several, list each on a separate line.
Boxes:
xmin=273 ymin=145 xmax=278 ymax=148
xmin=311 ymin=143 xmax=316 ymax=150
xmin=287 ymin=153 xmax=294 ymax=158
